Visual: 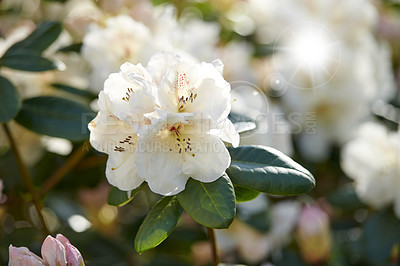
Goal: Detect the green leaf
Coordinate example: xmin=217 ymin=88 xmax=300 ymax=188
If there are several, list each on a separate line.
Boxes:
xmin=15 ymin=96 xmax=94 ymax=141
xmin=0 ymin=76 xmax=21 ymax=122
xmin=57 ymin=43 xmax=82 ymax=53
xmin=4 ymin=21 xmax=62 ymax=54
xmin=51 ymin=83 xmax=97 ymax=100
xmin=228 ymin=112 xmax=256 ymax=133
xmin=362 ymin=208 xmax=400 ymax=264
xmin=327 ymin=184 xmax=366 ymax=211
xmin=177 ymin=174 xmax=236 ymax=229
xmin=1 ymin=51 xmax=57 ymax=72
xmin=234 ymin=184 xmax=260 ymax=203
xmin=108 ymin=184 xmax=145 ymax=207
xmin=135 ymin=196 xmax=183 ymax=253
xmin=227 ymin=145 xmax=315 ymax=195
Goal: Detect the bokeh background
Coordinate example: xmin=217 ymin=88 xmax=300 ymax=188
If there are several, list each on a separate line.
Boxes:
xmin=0 ymin=0 xmax=400 ymax=265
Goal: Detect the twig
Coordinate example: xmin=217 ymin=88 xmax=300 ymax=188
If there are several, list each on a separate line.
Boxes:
xmin=207 ymin=227 xmax=219 ymax=266
xmin=40 ymin=142 xmax=90 ymax=196
xmin=2 ymin=123 xmax=50 ymax=235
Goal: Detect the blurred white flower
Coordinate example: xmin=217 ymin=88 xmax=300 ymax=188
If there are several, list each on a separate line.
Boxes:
xmin=82 ymin=5 xmax=222 ymax=93
xmin=82 ymin=15 xmax=153 ymax=91
xmin=247 ymin=0 xmax=396 ymax=161
xmin=341 ymin=122 xmax=400 ymax=218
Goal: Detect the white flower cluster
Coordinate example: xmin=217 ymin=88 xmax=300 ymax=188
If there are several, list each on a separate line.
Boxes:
xmin=89 ymin=52 xmax=239 ymax=196
xmin=248 ymin=0 xmax=396 ymax=161
xmin=341 ymin=122 xmax=400 ymax=218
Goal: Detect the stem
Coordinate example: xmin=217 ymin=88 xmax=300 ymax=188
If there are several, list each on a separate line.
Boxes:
xmin=207 ymin=227 xmax=219 ymax=266
xmin=2 ymin=123 xmax=49 ymax=235
xmin=40 ymin=142 xmax=90 ymax=196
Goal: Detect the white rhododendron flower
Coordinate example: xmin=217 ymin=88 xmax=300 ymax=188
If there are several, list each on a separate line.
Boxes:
xmin=341 ymin=122 xmax=400 ymax=218
xmin=89 ymin=52 xmax=239 ymax=195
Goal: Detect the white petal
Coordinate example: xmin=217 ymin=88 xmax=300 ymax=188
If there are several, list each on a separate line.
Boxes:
xmin=186 ymin=78 xmax=231 ymax=123
xmin=136 ymin=149 xmax=188 ymax=196
xmin=219 ymin=119 xmax=240 ymax=147
xmin=211 ymin=59 xmax=224 ymax=75
xmin=182 ymin=134 xmax=231 ymax=183
xmin=88 ymin=111 xmax=137 ymax=154
xmin=106 ymin=151 xmax=144 ymax=191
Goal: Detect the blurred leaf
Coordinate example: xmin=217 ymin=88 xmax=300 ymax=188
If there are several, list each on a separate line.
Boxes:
xmin=362 ymin=208 xmax=400 ymax=264
xmin=4 ymin=21 xmax=62 ymax=54
xmin=233 ymin=184 xmax=260 ymax=203
xmin=0 ymin=76 xmax=21 ymax=122
xmin=0 ymin=50 xmax=57 ymax=72
xmin=57 ymin=43 xmax=82 ymax=53
xmin=177 ymin=174 xmax=236 ymax=229
xmin=328 ymin=184 xmax=366 ymax=211
xmin=228 ymin=112 xmax=256 ymax=133
xmin=15 ymin=96 xmax=94 ymax=141
xmin=108 ymin=184 xmax=145 ymax=207
xmin=135 ymin=196 xmax=183 ymax=253
xmin=227 ymin=145 xmax=315 ymax=195
xmin=51 ymin=83 xmax=97 ymax=100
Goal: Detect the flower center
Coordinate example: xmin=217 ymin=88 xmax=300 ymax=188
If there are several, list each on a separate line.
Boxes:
xmin=122 ymin=87 xmax=134 ymax=102
xmin=168 ymin=123 xmax=195 ymax=157
xmin=174 ymin=72 xmax=197 ymax=112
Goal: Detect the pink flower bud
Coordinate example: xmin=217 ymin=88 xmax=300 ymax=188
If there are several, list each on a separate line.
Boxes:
xmin=41 ymin=236 xmax=67 ymax=266
xmin=296 ymin=205 xmax=331 ymax=264
xmin=56 ymin=234 xmax=85 ymax=266
xmin=9 ymin=245 xmax=45 ymax=266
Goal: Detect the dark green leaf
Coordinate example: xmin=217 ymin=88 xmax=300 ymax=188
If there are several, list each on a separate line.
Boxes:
xmin=51 ymin=83 xmax=97 ymax=100
xmin=234 ymin=184 xmax=260 ymax=203
xmin=228 ymin=112 xmax=256 ymax=133
xmin=1 ymin=51 xmax=57 ymax=72
xmin=362 ymin=208 xmax=400 ymax=264
xmin=177 ymin=174 xmax=236 ymax=229
xmin=4 ymin=21 xmax=62 ymax=54
xmin=15 ymin=96 xmax=94 ymax=141
xmin=227 ymin=145 xmax=315 ymax=195
xmin=57 ymin=43 xmax=82 ymax=53
xmin=327 ymin=184 xmax=366 ymax=211
xmin=108 ymin=184 xmax=145 ymax=207
xmin=135 ymin=196 xmax=183 ymax=253
xmin=0 ymin=76 xmax=21 ymax=122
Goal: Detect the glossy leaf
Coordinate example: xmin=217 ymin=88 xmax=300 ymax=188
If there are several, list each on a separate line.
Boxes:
xmin=227 ymin=145 xmax=315 ymax=195
xmin=15 ymin=96 xmax=94 ymax=141
xmin=1 ymin=51 xmax=57 ymax=72
xmin=3 ymin=21 xmax=62 ymax=54
xmin=135 ymin=196 xmax=183 ymax=253
xmin=0 ymin=76 xmax=21 ymax=122
xmin=362 ymin=208 xmax=400 ymax=264
xmin=177 ymin=174 xmax=235 ymax=229
xmin=108 ymin=184 xmax=145 ymax=207
xmin=51 ymin=83 xmax=97 ymax=100
xmin=234 ymin=184 xmax=260 ymax=203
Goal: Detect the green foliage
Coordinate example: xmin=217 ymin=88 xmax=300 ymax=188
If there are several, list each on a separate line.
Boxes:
xmin=0 ymin=76 xmax=21 ymax=123
xmin=135 ymin=196 xmax=183 ymax=253
xmin=15 ymin=96 xmax=94 ymax=141
xmin=362 ymin=208 xmax=400 ymax=264
xmin=51 ymin=83 xmax=97 ymax=100
xmin=177 ymin=174 xmax=236 ymax=229
xmin=0 ymin=21 xmax=62 ymax=72
xmin=108 ymin=184 xmax=145 ymax=207
xmin=233 ymin=184 xmax=260 ymax=203
xmin=4 ymin=21 xmax=62 ymax=54
xmin=1 ymin=51 xmax=57 ymax=72
xmin=328 ymin=185 xmax=366 ymax=211
xmin=227 ymin=145 xmax=315 ymax=195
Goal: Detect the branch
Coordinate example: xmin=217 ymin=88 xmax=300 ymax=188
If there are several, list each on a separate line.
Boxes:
xmin=2 ymin=123 xmax=50 ymax=235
